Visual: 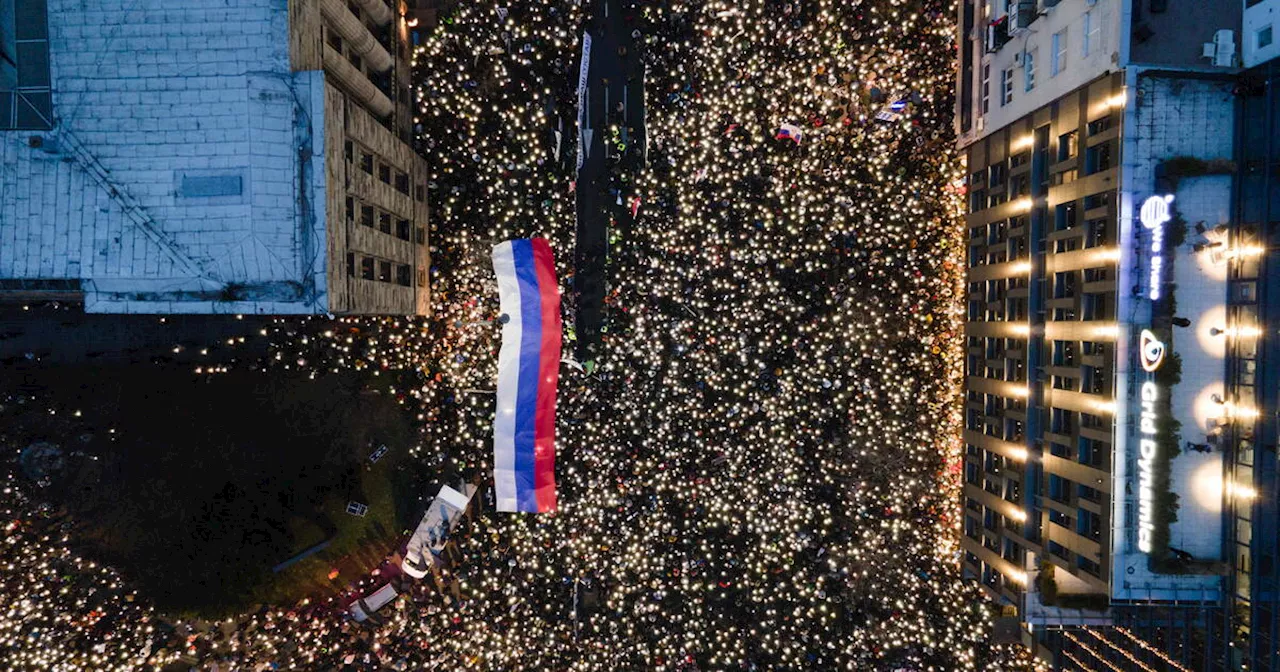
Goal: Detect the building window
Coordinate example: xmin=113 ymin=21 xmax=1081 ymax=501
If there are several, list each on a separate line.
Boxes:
xmin=327 ymin=28 xmax=344 ymax=53
xmin=1258 ymin=26 xmax=1274 ymax=50
xmin=970 ymin=189 xmax=986 ymax=213
xmin=981 ymin=63 xmax=991 ymax=115
xmin=378 ymin=211 xmax=392 ymax=234
xmin=1052 ymin=339 xmax=1076 ymax=366
xmin=360 ymin=257 xmax=375 ymax=280
xmin=988 ymin=162 xmax=1006 ymax=187
xmin=378 ymin=163 xmax=391 ymax=184
xmin=345 ymin=197 xmax=355 ymax=222
xmin=1082 ymin=293 xmax=1109 ymax=321
xmin=1084 ymin=141 xmax=1113 ymax=174
xmin=1085 ymin=218 xmax=1110 ymax=247
xmin=1078 ymin=437 xmax=1104 ymax=467
xmin=1057 ymin=131 xmax=1077 ymax=162
xmin=396 ymin=218 xmax=411 ymax=241
xmin=395 ymin=171 xmax=410 ymax=195
xmin=360 ymin=150 xmax=374 ymax=175
xmin=396 ymin=264 xmax=412 ymax=287
xmin=378 ymin=260 xmax=392 ymax=283
xmin=1010 ymin=173 xmax=1029 ymax=197
xmin=418 ymin=269 xmax=428 ymax=287
xmin=344 ymin=140 xmax=353 ymax=163
xmin=1054 ymin=202 xmax=1078 ymax=231
xmin=415 ymin=185 xmax=426 ymax=202
xmin=1024 ymin=49 xmax=1036 ymax=91
xmin=1051 ymin=408 xmax=1076 ymax=435
xmin=416 ymin=226 xmax=426 ymax=245
xmin=1001 ymin=67 xmax=1015 ymax=105
xmin=1076 ymin=510 xmax=1101 ymax=541
xmin=346 ymin=252 xmax=355 ymax=277
xmin=1052 ymin=28 xmax=1067 ymax=76
xmin=1083 ymin=10 xmax=1100 ymax=57
xmin=0 ymin=0 xmax=53 ymax=130
xmin=361 ymin=204 xmax=375 ymax=227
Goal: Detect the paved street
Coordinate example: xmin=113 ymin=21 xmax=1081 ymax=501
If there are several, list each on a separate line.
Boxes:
xmin=573 ymin=0 xmax=644 ymax=362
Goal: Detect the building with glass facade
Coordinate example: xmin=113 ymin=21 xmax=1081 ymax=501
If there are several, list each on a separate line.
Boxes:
xmin=957 ymin=0 xmax=1279 ymax=670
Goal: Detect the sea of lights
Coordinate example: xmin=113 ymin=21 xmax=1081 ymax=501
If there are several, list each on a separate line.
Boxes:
xmin=0 ymin=1 xmax=1047 ymax=669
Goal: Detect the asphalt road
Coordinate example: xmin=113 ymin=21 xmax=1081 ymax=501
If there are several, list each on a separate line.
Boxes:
xmin=573 ymin=0 xmax=644 ymax=363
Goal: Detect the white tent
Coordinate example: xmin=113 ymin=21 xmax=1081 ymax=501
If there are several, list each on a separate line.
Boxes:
xmin=401 ymin=484 xmax=476 ymax=579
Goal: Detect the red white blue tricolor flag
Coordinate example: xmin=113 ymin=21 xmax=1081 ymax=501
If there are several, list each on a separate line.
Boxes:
xmin=492 ymin=238 xmax=561 ymax=513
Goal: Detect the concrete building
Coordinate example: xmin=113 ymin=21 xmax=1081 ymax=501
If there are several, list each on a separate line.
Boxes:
xmin=0 ymin=0 xmax=429 ymax=315
xmin=957 ymin=0 xmax=1240 ymax=148
xmin=956 ymin=1 xmax=1280 ymax=670
xmin=1245 ymin=0 xmax=1280 ymax=67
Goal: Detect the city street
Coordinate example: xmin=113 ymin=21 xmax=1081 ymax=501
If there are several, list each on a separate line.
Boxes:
xmin=573 ymin=0 xmax=645 ymax=363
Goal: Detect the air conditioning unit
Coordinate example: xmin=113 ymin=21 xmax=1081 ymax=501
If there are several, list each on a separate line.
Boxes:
xmin=1008 ymin=8 xmax=1025 ymax=31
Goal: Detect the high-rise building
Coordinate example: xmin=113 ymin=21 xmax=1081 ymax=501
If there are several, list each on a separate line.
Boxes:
xmin=0 ymin=0 xmax=429 ymax=315
xmin=955 ymin=1 xmax=1280 ymax=669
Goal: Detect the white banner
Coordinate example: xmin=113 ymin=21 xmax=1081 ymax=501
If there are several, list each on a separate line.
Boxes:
xmin=576 ymin=31 xmax=592 ymax=171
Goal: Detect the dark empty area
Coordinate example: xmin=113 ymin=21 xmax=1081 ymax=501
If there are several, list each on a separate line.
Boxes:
xmin=2 ymin=364 xmax=414 ymax=616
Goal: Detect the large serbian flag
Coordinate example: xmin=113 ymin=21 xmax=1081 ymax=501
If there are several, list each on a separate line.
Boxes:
xmin=492 ymin=238 xmax=561 ymax=513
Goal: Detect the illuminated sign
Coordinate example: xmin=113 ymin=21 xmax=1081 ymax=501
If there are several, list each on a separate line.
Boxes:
xmin=1139 ymin=195 xmax=1174 ymax=301
xmin=1138 ymin=329 xmax=1166 ymax=372
xmin=1136 ymin=381 xmax=1158 ymax=554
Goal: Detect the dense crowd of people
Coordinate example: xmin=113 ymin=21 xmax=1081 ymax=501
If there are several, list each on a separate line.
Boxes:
xmin=0 ymin=1 xmax=1051 ymax=669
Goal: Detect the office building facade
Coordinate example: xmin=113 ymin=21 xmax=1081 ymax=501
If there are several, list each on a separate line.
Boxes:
xmin=955 ymin=0 xmax=1280 ymax=669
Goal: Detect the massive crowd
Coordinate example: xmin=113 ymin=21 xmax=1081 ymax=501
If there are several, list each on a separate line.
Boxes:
xmin=1 ymin=0 xmax=1050 ymax=669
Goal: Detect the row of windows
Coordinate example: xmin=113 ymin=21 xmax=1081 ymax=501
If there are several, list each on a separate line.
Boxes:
xmin=965 ymin=406 xmax=1028 ymax=441
xmin=970 ymin=219 xmax=1110 ymax=267
xmin=344 ymin=140 xmax=422 ymax=200
xmin=969 ymin=149 xmax=1113 ymax=214
xmin=345 ymin=196 xmax=426 ymax=245
xmin=345 ymin=253 xmax=423 ymax=288
xmin=979 ymin=9 xmax=1104 ymax=113
xmin=1048 ymin=436 xmax=1109 ymax=469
